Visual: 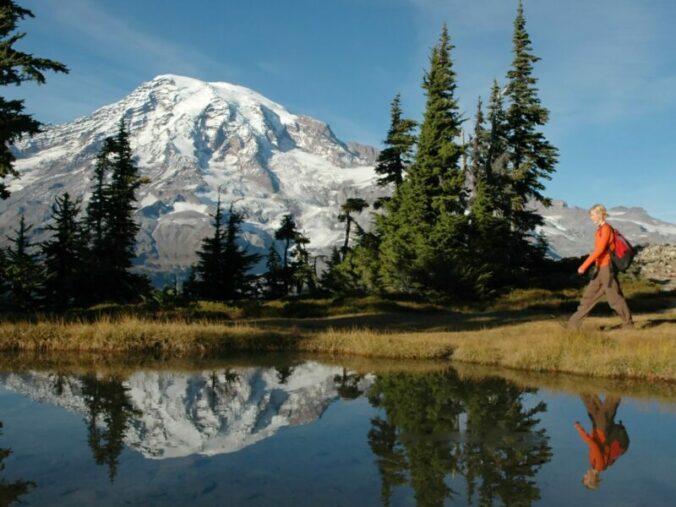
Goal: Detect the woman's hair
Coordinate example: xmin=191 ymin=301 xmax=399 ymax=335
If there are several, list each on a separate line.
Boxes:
xmin=589 ymin=204 xmax=608 ymax=218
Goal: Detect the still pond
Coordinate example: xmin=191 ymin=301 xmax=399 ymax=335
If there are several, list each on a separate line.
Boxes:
xmin=0 ymin=356 xmax=674 ymax=506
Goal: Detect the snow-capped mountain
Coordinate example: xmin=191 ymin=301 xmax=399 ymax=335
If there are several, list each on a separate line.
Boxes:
xmin=0 ymin=74 xmax=674 ymax=282
xmin=534 ymin=200 xmax=676 ymax=258
xmin=0 ymin=74 xmax=381 ymax=282
xmin=0 ymin=363 xmax=372 ymax=459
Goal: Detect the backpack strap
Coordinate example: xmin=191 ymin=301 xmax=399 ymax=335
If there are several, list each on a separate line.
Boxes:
xmin=607 ymin=224 xmax=616 ymax=252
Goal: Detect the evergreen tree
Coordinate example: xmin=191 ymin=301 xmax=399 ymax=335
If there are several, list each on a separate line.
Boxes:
xmin=84 ymin=145 xmax=113 ymax=288
xmin=322 ymin=229 xmax=382 ymax=297
xmin=104 ymin=120 xmax=146 ymax=298
xmin=319 ymin=246 xmax=345 ymax=294
xmin=41 ymin=192 xmax=87 ymax=309
xmin=81 ymin=122 xmax=148 ymax=303
xmin=0 ymin=1 xmax=68 ymax=199
xmin=3 ymin=214 xmax=42 ymax=310
xmin=379 ymin=25 xmax=469 ymax=295
xmin=468 ymin=98 xmax=512 ymax=298
xmin=0 ymin=249 xmax=7 ymax=306
xmin=347 ymin=229 xmax=382 ymax=293
xmin=220 ymin=206 xmax=260 ymax=299
xmin=374 ymin=94 xmax=417 ymax=195
xmin=504 ymin=0 xmax=558 ymax=235
xmin=182 ymin=265 xmax=199 ymax=300
xmin=338 ymin=197 xmax=369 ymax=258
xmin=263 ymin=243 xmax=285 ymax=298
xmin=486 ymin=80 xmax=510 ymax=196
xmin=274 ymin=214 xmax=299 ymax=295
xmin=191 ymin=200 xmax=260 ymax=300
xmin=193 ymin=195 xmax=227 ymax=300
xmin=467 ymin=97 xmax=490 ymax=207
xmin=416 ymin=24 xmax=466 ymax=217
xmin=291 ymin=231 xmax=314 ymax=295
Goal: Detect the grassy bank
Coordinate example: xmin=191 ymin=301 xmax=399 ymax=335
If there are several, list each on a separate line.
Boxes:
xmin=1 ymin=282 xmax=674 ymax=381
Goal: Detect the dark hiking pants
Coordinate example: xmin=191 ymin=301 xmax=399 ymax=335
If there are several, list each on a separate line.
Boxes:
xmin=581 ymin=394 xmax=620 ymax=433
xmin=567 ymin=266 xmax=633 ymax=329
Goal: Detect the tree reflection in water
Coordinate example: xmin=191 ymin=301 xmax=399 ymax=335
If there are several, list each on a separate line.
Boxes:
xmin=79 ymin=374 xmax=139 ymax=482
xmin=367 ymin=370 xmax=552 ymax=506
xmin=334 ymin=368 xmax=364 ymax=400
xmin=0 ymin=421 xmax=36 ymax=506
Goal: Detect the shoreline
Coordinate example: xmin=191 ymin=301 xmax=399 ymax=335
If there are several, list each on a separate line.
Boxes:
xmin=1 ymin=310 xmax=674 ymax=382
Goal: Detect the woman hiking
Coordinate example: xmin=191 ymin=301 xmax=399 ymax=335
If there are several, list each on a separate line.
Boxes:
xmin=566 ymin=204 xmax=634 ymax=330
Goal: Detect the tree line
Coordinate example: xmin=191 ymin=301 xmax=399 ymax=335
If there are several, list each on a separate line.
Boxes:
xmin=1 ymin=1 xmax=559 ymax=310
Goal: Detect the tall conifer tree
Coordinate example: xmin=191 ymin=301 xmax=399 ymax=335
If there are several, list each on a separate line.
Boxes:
xmin=374 ymin=94 xmax=417 ymax=191
xmin=274 ymin=214 xmax=299 ymax=295
xmin=504 ymin=1 xmax=558 ymax=235
xmin=41 ymin=192 xmax=86 ymax=308
xmin=191 ymin=200 xmax=260 ymax=300
xmin=0 ymin=248 xmax=7 ymax=305
xmin=291 ymin=231 xmax=314 ymax=295
xmin=105 ymin=120 xmax=144 ymax=293
xmin=3 ymin=214 xmax=42 ymax=310
xmin=338 ymin=197 xmax=369 ymax=257
xmin=192 ymin=195 xmax=226 ymax=300
xmin=220 ymin=206 xmax=260 ymax=299
xmin=0 ymin=0 xmax=68 ymax=199
xmin=81 ymin=121 xmax=147 ymax=303
xmin=468 ymin=99 xmax=511 ymax=297
xmin=263 ymin=243 xmax=284 ymax=298
xmin=415 ymin=25 xmax=466 ymax=217
xmin=379 ymin=25 xmax=468 ymax=294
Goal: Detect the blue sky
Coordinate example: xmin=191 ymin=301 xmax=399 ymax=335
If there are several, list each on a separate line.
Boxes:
xmin=6 ymin=0 xmax=676 ymax=221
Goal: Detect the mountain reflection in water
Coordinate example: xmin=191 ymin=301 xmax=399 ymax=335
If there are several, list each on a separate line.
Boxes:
xmin=0 ymin=360 xmax=672 ymax=506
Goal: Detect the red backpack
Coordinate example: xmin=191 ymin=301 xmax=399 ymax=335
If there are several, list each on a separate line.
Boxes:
xmin=609 ymin=226 xmax=635 ymax=272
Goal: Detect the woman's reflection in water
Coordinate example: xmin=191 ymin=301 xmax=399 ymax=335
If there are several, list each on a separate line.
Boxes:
xmin=574 ymin=394 xmax=630 ymax=489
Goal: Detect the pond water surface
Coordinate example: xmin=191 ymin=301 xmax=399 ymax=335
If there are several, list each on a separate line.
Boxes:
xmin=0 ymin=357 xmax=674 ymax=506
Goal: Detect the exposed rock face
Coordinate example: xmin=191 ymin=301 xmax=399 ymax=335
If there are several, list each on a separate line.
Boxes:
xmin=633 ymin=244 xmax=676 ymax=288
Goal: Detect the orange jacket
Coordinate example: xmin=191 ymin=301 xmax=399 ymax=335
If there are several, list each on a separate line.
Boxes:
xmin=579 ymin=223 xmax=613 ymax=273
xmin=575 ymin=423 xmax=623 ymax=471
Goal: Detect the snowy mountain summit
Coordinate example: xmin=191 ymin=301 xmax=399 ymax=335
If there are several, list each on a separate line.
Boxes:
xmin=0 ymin=74 xmax=379 ymax=281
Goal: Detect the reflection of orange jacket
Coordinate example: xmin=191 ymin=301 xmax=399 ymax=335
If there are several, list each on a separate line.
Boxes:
xmin=579 ymin=223 xmax=613 ymax=273
xmin=575 ymin=423 xmax=623 ymax=471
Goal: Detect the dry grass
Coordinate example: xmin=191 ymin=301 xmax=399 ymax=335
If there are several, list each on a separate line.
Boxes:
xmin=0 ymin=316 xmax=304 ymax=355
xmin=1 ymin=309 xmax=674 ymax=381
xmin=1 ymin=282 xmax=673 ymax=380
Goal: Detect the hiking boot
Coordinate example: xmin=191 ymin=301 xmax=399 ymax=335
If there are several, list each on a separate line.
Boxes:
xmin=559 ymin=319 xmax=579 ymax=331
